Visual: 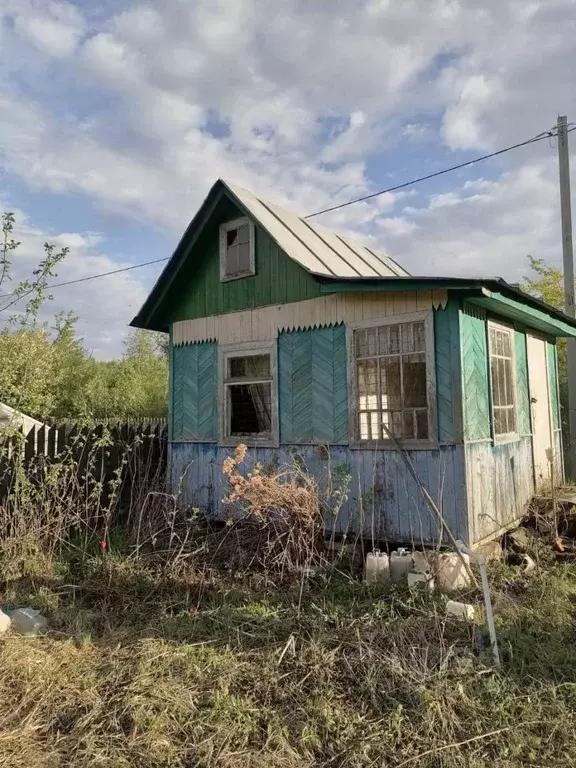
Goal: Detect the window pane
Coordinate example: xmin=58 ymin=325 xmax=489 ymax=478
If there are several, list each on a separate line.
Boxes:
xmin=355 ymin=329 xmax=368 ymax=357
xmin=229 ymin=383 xmax=271 ymax=435
xmin=371 ymin=411 xmax=381 ymax=441
xmin=380 ymin=358 xmax=401 ymax=409
xmin=391 ymin=411 xmax=403 ymax=437
xmin=226 ymin=228 xmax=239 ymax=247
xmin=358 ymin=361 xmax=378 ymax=410
xmin=366 ymin=328 xmax=377 ymax=357
xmin=491 ymin=357 xmax=501 ymax=406
xmin=400 ymin=324 xmax=413 ymax=353
xmin=226 ymin=245 xmax=239 ymax=275
xmin=494 ymin=407 xmax=504 ymax=435
xmin=229 ymin=355 xmax=270 ymax=379
xmin=237 ymin=241 xmax=251 ymax=272
xmin=378 ymin=324 xmax=400 ymax=355
xmin=413 ymin=322 xmax=425 ymax=352
xmin=359 ymin=412 xmax=369 ymax=440
xmin=403 ymin=353 xmax=427 ymax=407
xmin=416 ymin=410 xmax=428 ymax=439
xmin=236 ymin=224 xmax=250 ymax=244
xmin=503 ymin=358 xmax=514 ymax=407
xmin=402 ymin=411 xmax=415 ymax=439
xmin=501 ymin=330 xmax=512 ymax=356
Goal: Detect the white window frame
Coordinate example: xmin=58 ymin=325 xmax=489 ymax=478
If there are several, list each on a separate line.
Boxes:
xmin=219 ymin=217 xmax=255 ymax=282
xmin=487 ymin=320 xmax=518 ymax=443
xmin=218 ymin=340 xmax=278 ymax=447
xmin=347 ymin=310 xmax=437 ymax=449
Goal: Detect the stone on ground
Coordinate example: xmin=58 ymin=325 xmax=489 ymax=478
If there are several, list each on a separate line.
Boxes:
xmin=7 ymin=607 xmax=48 ymax=636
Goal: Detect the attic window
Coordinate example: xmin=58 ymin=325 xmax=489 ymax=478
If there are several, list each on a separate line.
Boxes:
xmin=219 ymin=217 xmax=255 ymax=281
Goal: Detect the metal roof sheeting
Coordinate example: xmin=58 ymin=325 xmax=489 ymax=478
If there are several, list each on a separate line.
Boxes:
xmin=223 ymin=179 xmax=409 ymax=279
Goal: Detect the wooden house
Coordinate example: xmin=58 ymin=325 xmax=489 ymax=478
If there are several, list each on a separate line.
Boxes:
xmin=132 ymin=178 xmax=576 ymax=546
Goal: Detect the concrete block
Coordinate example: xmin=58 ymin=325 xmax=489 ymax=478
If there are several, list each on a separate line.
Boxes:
xmin=446 ymin=600 xmax=475 ymax=620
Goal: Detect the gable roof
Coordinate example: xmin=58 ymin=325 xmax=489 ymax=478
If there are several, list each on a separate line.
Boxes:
xmin=131 ymin=178 xmax=408 ymax=331
xmin=222 ymin=180 xmax=410 ymax=279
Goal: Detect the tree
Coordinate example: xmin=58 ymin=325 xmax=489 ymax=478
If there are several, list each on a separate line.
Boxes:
xmin=521 ymin=255 xmax=568 ymax=432
xmin=0 ymin=214 xmax=168 ymax=422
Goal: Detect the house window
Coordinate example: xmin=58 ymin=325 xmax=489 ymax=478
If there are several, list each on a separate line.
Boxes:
xmin=219 ymin=217 xmax=255 ymax=281
xmin=488 ymin=323 xmax=517 ymax=437
xmin=353 ymin=316 xmax=432 ymax=442
xmin=220 ymin=343 xmax=276 ymax=443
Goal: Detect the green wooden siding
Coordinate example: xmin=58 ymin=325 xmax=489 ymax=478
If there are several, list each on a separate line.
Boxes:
xmin=171 ymin=342 xmax=218 ymax=441
xmin=514 ymin=330 xmax=531 ymax=436
xmin=547 ymin=341 xmax=560 ymax=430
xmin=165 ymin=197 xmax=320 ymax=323
xmin=278 ymin=326 xmax=348 ymax=444
xmin=460 ymin=306 xmax=491 ymax=440
xmin=434 ymin=301 xmax=461 ymax=443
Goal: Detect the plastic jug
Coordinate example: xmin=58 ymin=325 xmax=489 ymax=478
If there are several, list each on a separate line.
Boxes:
xmin=432 ymin=552 xmax=471 ymax=591
xmin=365 ymin=550 xmax=390 ymax=584
xmin=390 ymin=548 xmax=412 ymax=583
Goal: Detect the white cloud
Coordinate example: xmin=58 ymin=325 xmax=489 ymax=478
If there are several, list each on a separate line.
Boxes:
xmin=9 ymin=1 xmax=85 ymax=58
xmin=0 ymin=0 xmax=575 ymax=357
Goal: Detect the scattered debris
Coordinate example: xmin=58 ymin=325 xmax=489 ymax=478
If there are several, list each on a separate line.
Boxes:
xmin=0 ymin=610 xmax=11 ymax=634
xmin=407 ymin=570 xmax=434 ymax=590
xmin=522 ymin=554 xmax=536 ymax=573
xmin=446 ymin=600 xmax=475 ymax=620
xmin=507 ymin=527 xmax=535 ymax=553
xmin=554 ymin=537 xmax=565 ymax=553
xmin=7 ymin=607 xmax=48 ymax=636
xmin=412 ymin=550 xmax=432 ymax=574
xmin=474 ymin=539 xmax=503 ymax=562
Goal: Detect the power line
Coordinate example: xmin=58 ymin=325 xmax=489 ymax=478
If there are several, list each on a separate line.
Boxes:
xmin=304 ymin=128 xmax=561 ymax=219
xmin=0 ymin=124 xmax=572 ymax=306
xmin=36 ymin=256 xmax=169 ymax=291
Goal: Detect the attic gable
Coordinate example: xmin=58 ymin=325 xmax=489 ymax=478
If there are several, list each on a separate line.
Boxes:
xmin=131 ymin=178 xmax=408 ymax=331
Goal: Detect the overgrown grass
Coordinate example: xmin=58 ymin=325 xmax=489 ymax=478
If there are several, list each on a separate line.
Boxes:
xmin=2 ymin=552 xmax=576 ymax=767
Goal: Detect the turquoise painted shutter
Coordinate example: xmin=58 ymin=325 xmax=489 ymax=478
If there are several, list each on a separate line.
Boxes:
xmin=434 ymin=302 xmax=461 ymax=442
xmin=460 ymin=306 xmax=491 ymax=440
xmin=171 ymin=342 xmax=218 ymax=441
xmin=514 ymin=330 xmax=531 ymax=436
xmin=279 ymin=326 xmax=348 ymax=444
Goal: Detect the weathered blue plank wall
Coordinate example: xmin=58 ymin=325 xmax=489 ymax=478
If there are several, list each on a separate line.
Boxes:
xmin=278 ymin=325 xmax=348 ymax=444
xmin=169 ymin=442 xmax=469 ymax=543
xmin=465 ymin=437 xmax=534 ymax=543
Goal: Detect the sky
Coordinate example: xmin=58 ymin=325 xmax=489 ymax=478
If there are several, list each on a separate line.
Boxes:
xmin=0 ymin=0 xmax=575 ymax=358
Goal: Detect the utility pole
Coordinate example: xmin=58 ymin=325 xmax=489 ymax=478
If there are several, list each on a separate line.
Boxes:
xmin=558 ymin=115 xmax=576 ymax=476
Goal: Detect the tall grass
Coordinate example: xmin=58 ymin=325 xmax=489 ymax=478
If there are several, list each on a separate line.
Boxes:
xmin=1 ymin=438 xmax=576 ymax=766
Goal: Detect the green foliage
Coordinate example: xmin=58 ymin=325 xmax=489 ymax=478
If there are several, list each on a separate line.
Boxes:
xmin=0 ymin=213 xmax=168 ymax=420
xmin=522 ymin=255 xmax=567 ymax=432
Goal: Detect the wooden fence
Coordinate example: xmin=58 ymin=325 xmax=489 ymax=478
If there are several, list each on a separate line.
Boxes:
xmin=0 ymin=421 xmax=168 ymax=511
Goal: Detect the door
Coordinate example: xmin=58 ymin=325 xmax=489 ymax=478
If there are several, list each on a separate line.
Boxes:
xmin=526 ymin=335 xmax=553 ymax=490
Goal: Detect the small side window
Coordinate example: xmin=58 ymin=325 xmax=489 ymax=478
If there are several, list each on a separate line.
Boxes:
xmin=488 ymin=323 xmax=517 ymax=438
xmin=220 ymin=218 xmax=255 ymax=281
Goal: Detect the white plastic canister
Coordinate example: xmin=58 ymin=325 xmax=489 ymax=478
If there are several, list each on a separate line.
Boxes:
xmin=390 ymin=548 xmax=413 ymax=583
xmin=365 ymin=550 xmax=390 ymax=584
